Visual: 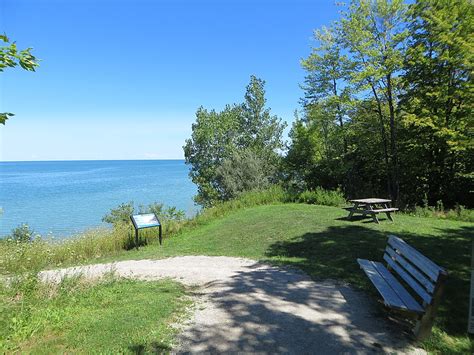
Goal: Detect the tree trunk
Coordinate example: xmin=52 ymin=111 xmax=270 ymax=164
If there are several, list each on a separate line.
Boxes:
xmin=386 ymin=74 xmax=400 ymax=204
xmin=332 ymin=79 xmax=347 ymax=154
xmin=370 ymin=83 xmax=392 ymax=199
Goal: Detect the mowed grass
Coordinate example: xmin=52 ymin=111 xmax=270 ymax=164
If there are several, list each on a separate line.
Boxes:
xmin=99 ymin=203 xmax=473 ymax=353
xmin=1 ymin=277 xmax=190 ymax=353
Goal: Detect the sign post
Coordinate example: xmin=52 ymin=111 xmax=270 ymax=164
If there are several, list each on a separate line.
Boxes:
xmin=130 ymin=213 xmax=162 ymax=249
xmin=469 ymin=237 xmax=474 ymax=333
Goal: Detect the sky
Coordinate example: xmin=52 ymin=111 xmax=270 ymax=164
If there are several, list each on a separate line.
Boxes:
xmin=0 ymin=0 xmax=340 ymax=161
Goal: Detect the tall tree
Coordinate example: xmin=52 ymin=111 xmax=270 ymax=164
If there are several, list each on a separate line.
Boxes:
xmin=184 ymin=76 xmax=286 ymax=206
xmin=240 ymin=75 xmax=287 ymax=158
xmin=183 ymin=104 xmax=243 ymax=206
xmin=399 ymin=0 xmax=474 ymax=205
xmin=340 ymin=0 xmax=408 ymax=202
xmin=0 ymin=34 xmax=39 ymax=124
xmin=301 ymin=26 xmax=353 ymax=154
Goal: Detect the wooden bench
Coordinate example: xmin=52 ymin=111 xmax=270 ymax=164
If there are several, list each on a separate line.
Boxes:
xmin=357 ymin=235 xmax=448 ymax=340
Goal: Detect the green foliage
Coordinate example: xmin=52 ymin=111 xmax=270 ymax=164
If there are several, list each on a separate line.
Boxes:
xmin=399 ymin=0 xmax=474 ymax=207
xmin=10 ymin=224 xmax=36 ymax=243
xmin=0 ymin=34 xmax=39 ymax=125
xmin=216 ymin=148 xmax=275 ymax=200
xmin=102 ymin=201 xmax=186 ymax=235
xmin=296 ymin=188 xmax=346 ymax=207
xmin=288 ymin=0 xmax=473 ymax=208
xmin=410 ymin=203 xmax=474 ymax=223
xmin=0 ymin=276 xmax=189 ymax=352
xmin=184 ymin=75 xmax=286 ymax=207
xmin=286 ymin=105 xmax=348 ymax=192
xmin=101 ymin=202 xmax=134 ymax=226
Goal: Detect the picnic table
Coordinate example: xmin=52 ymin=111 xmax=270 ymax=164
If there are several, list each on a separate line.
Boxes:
xmin=345 ymin=198 xmax=398 ymax=223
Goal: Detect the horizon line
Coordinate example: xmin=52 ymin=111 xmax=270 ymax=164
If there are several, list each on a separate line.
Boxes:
xmin=0 ymin=158 xmax=186 ymax=163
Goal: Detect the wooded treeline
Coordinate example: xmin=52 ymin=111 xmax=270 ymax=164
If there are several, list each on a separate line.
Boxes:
xmin=185 ymin=0 xmax=473 ymax=209
xmin=287 ymin=0 xmax=473 ymax=208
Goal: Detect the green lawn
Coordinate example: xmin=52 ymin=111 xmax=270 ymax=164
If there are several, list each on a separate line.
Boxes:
xmin=3 ymin=203 xmax=471 ymax=353
xmin=1 ymin=278 xmax=190 ymax=353
xmin=100 ymin=203 xmax=472 ymax=353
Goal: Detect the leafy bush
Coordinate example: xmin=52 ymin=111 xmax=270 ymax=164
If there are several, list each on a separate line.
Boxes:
xmin=216 ymin=149 xmax=276 ymax=200
xmin=101 ymin=202 xmax=134 ymax=226
xmin=10 ymin=224 xmax=36 ymax=243
xmin=295 ymin=187 xmax=346 ymax=207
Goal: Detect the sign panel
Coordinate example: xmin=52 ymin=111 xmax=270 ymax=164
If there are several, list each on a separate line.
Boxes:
xmin=131 ymin=213 xmax=160 ymax=229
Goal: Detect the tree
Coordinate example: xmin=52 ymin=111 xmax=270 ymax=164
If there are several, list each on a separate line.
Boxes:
xmin=286 ymin=104 xmax=347 ymax=191
xmin=183 ymin=104 xmax=243 ymax=206
xmin=184 ymin=76 xmax=286 ymax=206
xmin=340 ymin=0 xmax=409 ymax=202
xmin=399 ymin=0 xmax=474 ymax=206
xmin=241 ymin=76 xmax=286 ymax=154
xmin=301 ymin=26 xmax=353 ymax=154
xmin=0 ymin=34 xmax=39 ymax=124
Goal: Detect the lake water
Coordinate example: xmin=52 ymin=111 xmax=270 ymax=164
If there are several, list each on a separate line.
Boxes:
xmin=0 ymin=160 xmax=197 ymax=237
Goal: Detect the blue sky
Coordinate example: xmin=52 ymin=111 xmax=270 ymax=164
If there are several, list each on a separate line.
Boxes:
xmin=1 ymin=0 xmax=339 ymax=161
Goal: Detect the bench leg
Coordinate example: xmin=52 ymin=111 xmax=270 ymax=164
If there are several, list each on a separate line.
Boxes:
xmin=413 ymin=275 xmax=447 ymax=340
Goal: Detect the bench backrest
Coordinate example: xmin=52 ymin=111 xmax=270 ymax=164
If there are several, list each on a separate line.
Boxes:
xmin=384 ymin=235 xmax=447 ymax=307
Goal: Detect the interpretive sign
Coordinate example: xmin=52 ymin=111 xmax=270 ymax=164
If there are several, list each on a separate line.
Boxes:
xmin=131 ymin=213 xmax=162 ymax=248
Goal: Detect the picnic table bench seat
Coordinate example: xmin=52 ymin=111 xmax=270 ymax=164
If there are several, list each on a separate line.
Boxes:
xmin=362 ymin=207 xmax=399 ymax=214
xmin=357 ymin=235 xmax=447 ymax=340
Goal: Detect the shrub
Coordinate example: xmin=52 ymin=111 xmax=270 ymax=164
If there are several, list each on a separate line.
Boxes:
xmin=295 ymin=187 xmax=346 ymax=207
xmin=10 ymin=224 xmax=36 ymax=243
xmin=216 ymin=149 xmax=276 ymax=200
xmin=410 ymin=203 xmax=474 ymax=222
xmin=101 ymin=202 xmax=134 ymax=226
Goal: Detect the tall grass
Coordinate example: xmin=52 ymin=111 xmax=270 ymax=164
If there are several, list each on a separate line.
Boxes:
xmin=0 ymin=185 xmax=350 ymax=275
xmin=1 ymin=227 xmax=128 ymax=274
xmin=294 ymin=187 xmax=346 ymax=207
xmin=408 ymin=202 xmax=474 ymax=223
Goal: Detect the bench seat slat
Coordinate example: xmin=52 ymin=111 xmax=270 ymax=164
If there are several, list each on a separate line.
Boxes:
xmin=388 ymin=236 xmax=445 ymax=281
xmin=383 ymin=254 xmax=432 ymax=305
xmin=385 ymin=246 xmax=435 ymax=294
xmin=371 ymin=260 xmax=424 ymax=313
xmin=357 ymin=258 xmax=422 ymax=312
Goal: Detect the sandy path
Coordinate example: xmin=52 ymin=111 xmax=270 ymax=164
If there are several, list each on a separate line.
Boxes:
xmin=40 ymin=256 xmax=424 ymax=354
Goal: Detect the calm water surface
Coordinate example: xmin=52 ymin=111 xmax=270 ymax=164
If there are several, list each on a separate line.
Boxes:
xmin=0 ymin=160 xmax=197 ymax=237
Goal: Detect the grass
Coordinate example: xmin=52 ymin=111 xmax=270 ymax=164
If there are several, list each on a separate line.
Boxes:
xmin=93 ymin=203 xmax=472 ymax=354
xmin=0 ymin=276 xmax=190 ymax=353
xmin=1 ymin=191 xmax=472 ymax=353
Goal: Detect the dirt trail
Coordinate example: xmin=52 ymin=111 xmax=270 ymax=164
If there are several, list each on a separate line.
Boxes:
xmin=40 ymin=256 xmax=424 ymax=354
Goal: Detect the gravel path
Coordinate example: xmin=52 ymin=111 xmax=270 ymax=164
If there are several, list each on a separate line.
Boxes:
xmin=40 ymin=256 xmax=424 ymax=354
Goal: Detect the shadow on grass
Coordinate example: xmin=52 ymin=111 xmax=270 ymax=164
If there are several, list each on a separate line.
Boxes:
xmin=264 ymin=224 xmax=473 ymax=337
xmin=128 ymin=341 xmax=171 ymax=354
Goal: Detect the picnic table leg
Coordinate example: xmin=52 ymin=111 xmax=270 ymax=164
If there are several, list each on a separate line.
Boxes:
xmin=366 ymin=203 xmax=379 ymax=224
xmin=347 ymin=202 xmax=359 ymax=219
xmin=383 ymin=203 xmax=394 ymax=221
